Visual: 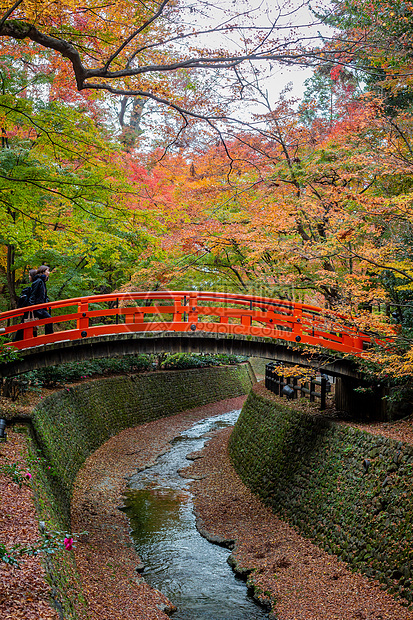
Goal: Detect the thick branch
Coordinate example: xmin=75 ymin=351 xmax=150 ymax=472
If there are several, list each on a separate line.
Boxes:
xmin=0 ymin=20 xmax=87 ymax=88
xmin=0 ymin=19 xmax=329 ymax=95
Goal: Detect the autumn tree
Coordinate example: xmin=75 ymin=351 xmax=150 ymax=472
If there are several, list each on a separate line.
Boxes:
xmin=0 ymin=53 xmax=167 ymax=310
xmin=0 ymin=0 xmax=339 ymax=149
xmin=137 ymin=83 xmax=412 ymax=327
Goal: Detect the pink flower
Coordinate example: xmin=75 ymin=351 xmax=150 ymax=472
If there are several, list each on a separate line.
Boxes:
xmin=64 ymin=537 xmax=73 ymax=551
xmin=26 ymin=472 xmax=32 ymax=479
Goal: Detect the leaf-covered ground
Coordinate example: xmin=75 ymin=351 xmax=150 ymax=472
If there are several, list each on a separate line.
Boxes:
xmin=0 ymin=430 xmax=58 ymax=620
xmin=70 ymin=390 xmax=413 ymax=620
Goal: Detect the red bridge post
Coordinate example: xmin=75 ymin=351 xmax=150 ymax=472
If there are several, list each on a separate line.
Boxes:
xmin=77 ymin=301 xmax=89 ymax=334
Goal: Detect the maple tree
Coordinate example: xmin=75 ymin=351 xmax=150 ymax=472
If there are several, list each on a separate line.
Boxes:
xmin=0 ymin=0 xmax=330 ymax=309
xmin=131 ymin=69 xmax=413 ymax=377
xmin=320 ymin=0 xmax=413 ymax=78
xmin=3 ymin=0 xmax=413 ymax=385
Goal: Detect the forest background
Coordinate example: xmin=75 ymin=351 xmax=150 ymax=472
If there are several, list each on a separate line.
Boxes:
xmin=1 ymin=0 xmax=413 ymax=383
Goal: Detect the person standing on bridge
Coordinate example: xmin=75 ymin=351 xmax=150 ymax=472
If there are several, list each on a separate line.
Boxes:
xmin=29 ymin=265 xmax=54 ymax=335
xmin=12 ymin=268 xmax=38 ymax=342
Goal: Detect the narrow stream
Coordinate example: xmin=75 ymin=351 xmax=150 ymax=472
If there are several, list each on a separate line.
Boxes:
xmin=122 ymin=410 xmax=270 ymax=619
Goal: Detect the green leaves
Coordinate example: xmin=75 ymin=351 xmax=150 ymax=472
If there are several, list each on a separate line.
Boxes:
xmin=0 ymin=59 xmax=162 ymax=306
xmin=0 ymin=336 xmax=22 ymax=362
xmin=0 ymin=530 xmax=85 ymax=568
xmin=0 ymin=460 xmax=29 ymax=487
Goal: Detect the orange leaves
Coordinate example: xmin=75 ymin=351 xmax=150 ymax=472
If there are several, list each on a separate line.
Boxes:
xmin=337 ymin=228 xmax=355 ymax=241
xmin=128 ymin=160 xmax=175 ymax=212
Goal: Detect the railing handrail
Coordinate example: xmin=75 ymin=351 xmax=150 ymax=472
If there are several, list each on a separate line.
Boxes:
xmin=0 ymin=290 xmax=367 ymax=324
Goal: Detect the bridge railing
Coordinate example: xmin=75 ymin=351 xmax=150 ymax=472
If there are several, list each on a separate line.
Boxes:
xmin=0 ymin=290 xmax=376 ymax=355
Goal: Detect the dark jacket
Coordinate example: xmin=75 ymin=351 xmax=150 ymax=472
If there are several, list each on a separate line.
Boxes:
xmin=29 ymin=274 xmax=49 ymax=307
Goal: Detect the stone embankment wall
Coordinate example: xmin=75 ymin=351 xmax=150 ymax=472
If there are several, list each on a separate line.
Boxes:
xmin=229 ymin=384 xmax=413 ymax=605
xmin=32 ymin=364 xmax=254 ymax=521
xmin=247 ymin=357 xmax=270 ymax=379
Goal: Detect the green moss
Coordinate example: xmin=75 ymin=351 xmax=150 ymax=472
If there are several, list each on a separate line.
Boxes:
xmin=229 ymin=389 xmax=413 ymax=607
xmin=27 ymin=363 xmax=254 ymax=619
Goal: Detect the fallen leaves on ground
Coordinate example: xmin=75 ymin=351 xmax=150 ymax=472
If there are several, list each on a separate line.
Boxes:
xmin=0 ymin=430 xmax=58 ymax=620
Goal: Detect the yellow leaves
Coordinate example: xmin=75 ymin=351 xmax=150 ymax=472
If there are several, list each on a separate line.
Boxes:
xmin=3 ymin=0 xmax=75 ymax=27
xmin=269 ymin=364 xmax=314 ymax=381
xmin=2 ymin=0 xmax=177 ymax=77
xmin=4 ymin=0 xmax=158 ymax=28
xmin=362 ymin=344 xmax=413 ymax=379
xmin=398 ymin=346 xmax=413 ymax=376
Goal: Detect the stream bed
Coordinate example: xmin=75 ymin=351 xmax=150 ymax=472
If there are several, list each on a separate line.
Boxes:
xmin=122 ymin=409 xmax=270 ymax=620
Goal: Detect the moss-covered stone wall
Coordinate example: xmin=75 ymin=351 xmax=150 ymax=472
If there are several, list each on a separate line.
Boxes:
xmin=248 ymin=357 xmax=270 ymax=379
xmin=229 ymin=386 xmax=413 ymax=605
xmin=32 ymin=364 xmax=254 ymax=521
xmin=23 ymin=364 xmax=253 ymax=619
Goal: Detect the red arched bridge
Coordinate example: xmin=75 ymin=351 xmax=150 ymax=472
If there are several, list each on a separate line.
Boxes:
xmin=0 ymin=290 xmax=384 ymax=378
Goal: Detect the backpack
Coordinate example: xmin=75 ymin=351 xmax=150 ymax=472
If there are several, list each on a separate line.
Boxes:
xmin=16 ymin=285 xmax=33 ymax=308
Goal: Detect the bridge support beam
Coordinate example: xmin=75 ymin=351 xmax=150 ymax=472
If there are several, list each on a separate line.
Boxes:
xmin=0 ymin=332 xmax=367 ymax=380
xmin=335 ymin=376 xmax=388 ymax=421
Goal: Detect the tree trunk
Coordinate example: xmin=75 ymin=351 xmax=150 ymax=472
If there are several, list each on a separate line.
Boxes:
xmin=6 ymin=242 xmax=17 ymax=309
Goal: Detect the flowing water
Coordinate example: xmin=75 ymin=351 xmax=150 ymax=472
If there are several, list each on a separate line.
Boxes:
xmin=122 ymin=409 xmax=270 ymax=620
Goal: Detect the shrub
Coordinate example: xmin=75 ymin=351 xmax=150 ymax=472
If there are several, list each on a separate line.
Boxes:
xmin=18 ymin=355 xmax=153 ymax=389
xmin=159 ymin=352 xmax=247 ymax=369
xmin=14 ymin=353 xmax=247 ymax=391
